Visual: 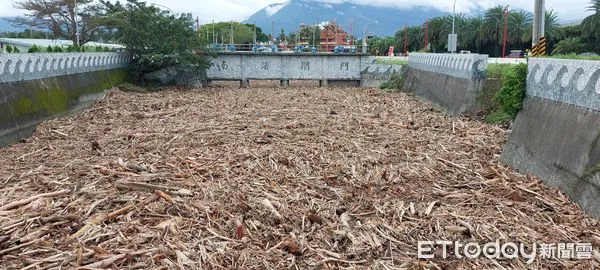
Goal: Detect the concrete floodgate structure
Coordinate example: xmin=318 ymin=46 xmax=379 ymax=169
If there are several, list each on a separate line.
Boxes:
xmin=205 ymin=52 xmax=402 ymax=88
xmin=405 ymin=53 xmax=489 ymax=116
xmin=501 ymin=58 xmax=600 ymax=217
xmin=0 ymin=52 xmax=130 ymax=146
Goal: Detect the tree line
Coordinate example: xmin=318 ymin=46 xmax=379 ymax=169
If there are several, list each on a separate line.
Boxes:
xmin=367 ymin=1 xmax=600 ymax=57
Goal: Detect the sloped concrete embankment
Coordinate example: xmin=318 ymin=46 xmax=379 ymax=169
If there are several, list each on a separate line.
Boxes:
xmin=360 ymin=63 xmax=404 ymax=88
xmin=405 ymin=53 xmax=489 ymax=116
xmin=501 ymin=58 xmax=600 ymax=216
xmin=0 ymin=52 xmax=130 ymax=147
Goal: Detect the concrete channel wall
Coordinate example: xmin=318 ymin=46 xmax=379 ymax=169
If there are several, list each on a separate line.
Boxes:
xmin=0 ymin=52 xmax=130 ymax=147
xmin=405 ymin=53 xmax=489 ymax=115
xmin=501 ymin=58 xmax=600 ymax=217
xmin=206 ymin=52 xmax=402 ymax=87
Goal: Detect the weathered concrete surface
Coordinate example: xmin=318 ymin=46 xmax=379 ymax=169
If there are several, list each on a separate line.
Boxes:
xmin=206 ymin=52 xmax=401 ymax=88
xmin=0 ymin=52 xmax=130 ymax=83
xmin=360 ymin=64 xmax=403 ymax=88
xmin=501 ymin=57 xmax=600 ymax=217
xmin=405 ymin=53 xmax=488 ymax=116
xmin=0 ymin=68 xmax=128 ymax=147
xmin=405 ymin=67 xmax=486 ymax=115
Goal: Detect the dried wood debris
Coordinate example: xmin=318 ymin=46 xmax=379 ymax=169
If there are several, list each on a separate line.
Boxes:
xmin=0 ymin=82 xmax=599 ymax=269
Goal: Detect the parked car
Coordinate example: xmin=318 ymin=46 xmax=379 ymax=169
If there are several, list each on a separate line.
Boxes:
xmin=507 ymin=50 xmax=525 ymax=58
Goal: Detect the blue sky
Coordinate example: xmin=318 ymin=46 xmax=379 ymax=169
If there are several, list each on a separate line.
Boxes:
xmin=0 ymin=0 xmax=593 ymax=24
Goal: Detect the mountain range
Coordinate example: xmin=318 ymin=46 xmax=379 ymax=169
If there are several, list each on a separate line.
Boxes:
xmin=243 ymin=0 xmax=447 ymax=37
xmin=0 ymin=17 xmax=21 ymax=33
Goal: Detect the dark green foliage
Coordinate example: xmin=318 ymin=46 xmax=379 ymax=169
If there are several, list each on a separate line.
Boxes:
xmin=5 ymin=44 xmax=13 ymax=53
xmin=104 ymin=46 xmax=110 ymax=52
xmin=493 ymin=63 xmax=528 ymax=121
xmin=100 ymin=0 xmax=208 ymax=83
xmin=95 ymin=46 xmax=104 ymax=52
xmin=28 ymin=44 xmax=41 ymax=53
xmin=46 ymin=45 xmax=53 ymax=52
xmin=380 ymin=73 xmax=406 ymax=91
xmin=66 ymin=45 xmax=74 ymax=52
xmin=486 ymin=64 xmax=513 ymax=79
xmin=13 ymin=47 xmax=20 ymax=53
xmin=53 ymin=45 xmax=63 ymax=52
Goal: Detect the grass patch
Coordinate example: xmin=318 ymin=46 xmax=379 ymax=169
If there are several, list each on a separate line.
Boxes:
xmin=484 ymin=63 xmax=528 ymax=125
xmin=486 ymin=63 xmax=513 ymax=79
xmin=376 ymin=58 xmax=408 ymax=65
xmin=543 ymin=54 xmax=600 ymax=61
xmin=380 ymin=73 xmax=405 ymax=92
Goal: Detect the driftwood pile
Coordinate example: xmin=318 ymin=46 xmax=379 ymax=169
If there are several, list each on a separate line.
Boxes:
xmin=0 ymin=83 xmax=599 ymax=269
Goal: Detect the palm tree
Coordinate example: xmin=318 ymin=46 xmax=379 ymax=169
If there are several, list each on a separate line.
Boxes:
xmin=582 ymin=0 xmax=600 ymax=41
xmin=481 ymin=5 xmax=506 ymax=56
xmin=553 ymin=37 xmax=585 ymax=54
xmin=459 ymin=16 xmax=484 ymax=52
xmin=544 ymin=10 xmax=564 ymax=40
xmin=508 ymin=10 xmax=533 ymax=47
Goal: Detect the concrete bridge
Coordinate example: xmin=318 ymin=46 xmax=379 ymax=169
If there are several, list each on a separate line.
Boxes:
xmin=206 ymin=52 xmax=402 ymax=88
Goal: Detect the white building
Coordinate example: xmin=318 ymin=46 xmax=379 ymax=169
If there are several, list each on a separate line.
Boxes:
xmin=0 ymin=38 xmax=125 ymax=53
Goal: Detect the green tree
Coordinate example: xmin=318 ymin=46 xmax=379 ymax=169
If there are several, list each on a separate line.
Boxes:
xmin=243 ymin=24 xmax=269 ymax=42
xmin=582 ymin=0 xmax=600 ymax=52
xmin=100 ymin=0 xmax=207 ymax=82
xmin=553 ymin=37 xmax=585 ymax=54
xmin=481 ymin=5 xmax=506 ymax=56
xmin=508 ymin=10 xmax=533 ymax=47
xmin=460 ymin=16 xmax=485 ymax=52
xmin=198 ymin=22 xmax=257 ymax=45
xmin=28 ymin=44 xmax=41 ymax=53
xmin=299 ymin=25 xmax=321 ymax=46
xmin=5 ymin=44 xmax=13 ymax=53
xmin=277 ymin=28 xmax=286 ymax=42
xmin=46 ymin=45 xmax=53 ymax=52
xmin=13 ymin=0 xmax=106 ymax=45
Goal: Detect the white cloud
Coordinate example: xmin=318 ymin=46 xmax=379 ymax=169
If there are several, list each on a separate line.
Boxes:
xmin=0 ymin=0 xmax=593 ymax=23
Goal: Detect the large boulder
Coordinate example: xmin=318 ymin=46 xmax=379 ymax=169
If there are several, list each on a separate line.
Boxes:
xmin=143 ymin=67 xmax=206 ymax=87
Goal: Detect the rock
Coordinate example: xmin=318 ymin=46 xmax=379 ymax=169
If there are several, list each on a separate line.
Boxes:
xmin=143 ymin=67 xmax=207 ymax=87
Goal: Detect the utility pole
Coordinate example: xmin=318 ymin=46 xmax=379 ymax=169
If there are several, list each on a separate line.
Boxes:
xmin=334 ymin=20 xmax=338 ymax=47
xmin=449 ymin=0 xmax=458 ymax=53
xmin=404 ymin=26 xmax=408 ymax=56
xmin=230 ymin=21 xmax=234 ymax=45
xmin=350 ymin=22 xmax=354 ymax=45
xmin=532 ymin=0 xmax=545 ymax=46
xmin=74 ymin=0 xmax=79 ymax=46
xmin=253 ymin=21 xmax=257 ymax=44
xmin=424 ymin=18 xmax=429 ymax=50
xmin=502 ymin=7 xmax=509 ymax=58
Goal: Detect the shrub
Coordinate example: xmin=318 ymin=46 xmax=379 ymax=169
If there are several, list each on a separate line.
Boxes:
xmin=13 ymin=47 xmax=20 ymax=53
xmin=54 ymin=45 xmax=64 ymax=52
xmin=5 ymin=44 xmax=13 ymax=53
xmin=47 ymin=45 xmax=53 ymax=52
xmin=104 ymin=46 xmax=110 ymax=52
xmin=380 ymin=73 xmax=405 ymax=91
xmin=28 ymin=45 xmax=41 ymax=53
xmin=66 ymin=45 xmax=74 ymax=52
xmin=487 ymin=64 xmax=513 ymax=79
xmin=493 ymin=63 xmax=528 ymax=121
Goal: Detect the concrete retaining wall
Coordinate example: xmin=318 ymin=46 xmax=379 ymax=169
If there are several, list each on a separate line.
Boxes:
xmin=206 ymin=52 xmax=402 ymax=88
xmin=0 ymin=52 xmax=130 ymax=83
xmin=0 ymin=52 xmax=130 ymax=147
xmin=405 ymin=53 xmax=488 ymax=115
xmin=501 ymin=58 xmax=600 ymax=216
